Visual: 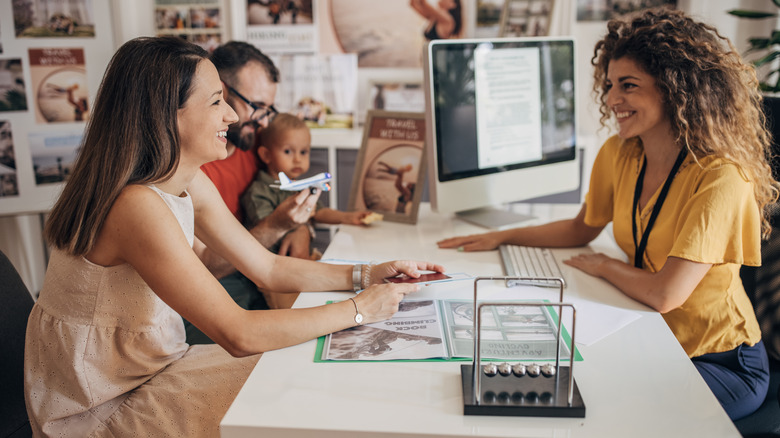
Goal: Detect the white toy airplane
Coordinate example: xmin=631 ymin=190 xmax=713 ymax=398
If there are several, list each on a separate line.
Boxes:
xmin=272 ymin=171 xmax=332 ymax=192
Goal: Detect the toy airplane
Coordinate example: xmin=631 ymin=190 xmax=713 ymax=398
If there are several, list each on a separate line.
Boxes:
xmin=272 ymin=171 xmax=332 ymax=192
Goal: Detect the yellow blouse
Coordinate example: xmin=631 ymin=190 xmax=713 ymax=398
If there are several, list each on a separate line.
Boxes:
xmin=584 ymin=135 xmax=762 ymax=358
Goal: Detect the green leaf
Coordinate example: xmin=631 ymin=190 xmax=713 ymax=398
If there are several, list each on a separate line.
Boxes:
xmin=748 ymin=38 xmax=771 ymax=51
xmin=774 ymin=0 xmax=780 ymax=9
xmin=753 ymin=50 xmax=780 ymax=67
xmin=728 ymin=9 xmax=777 ymax=19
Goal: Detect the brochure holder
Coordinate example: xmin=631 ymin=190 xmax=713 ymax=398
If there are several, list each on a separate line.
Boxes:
xmin=460 ymin=276 xmax=585 ymax=417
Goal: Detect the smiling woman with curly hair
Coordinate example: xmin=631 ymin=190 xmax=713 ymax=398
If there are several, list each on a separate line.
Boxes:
xmin=437 ymin=7 xmax=779 ymax=420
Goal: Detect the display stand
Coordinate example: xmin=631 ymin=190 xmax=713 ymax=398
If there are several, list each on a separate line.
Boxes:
xmin=455 ymin=206 xmax=535 ymax=230
xmin=461 ymin=276 xmax=586 ymax=417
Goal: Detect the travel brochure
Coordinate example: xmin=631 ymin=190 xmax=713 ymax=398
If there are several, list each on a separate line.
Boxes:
xmin=316 ymin=298 xmax=581 ymax=362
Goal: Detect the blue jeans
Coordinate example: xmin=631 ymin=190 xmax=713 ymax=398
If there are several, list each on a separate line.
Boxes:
xmin=692 ymin=340 xmax=770 ymax=420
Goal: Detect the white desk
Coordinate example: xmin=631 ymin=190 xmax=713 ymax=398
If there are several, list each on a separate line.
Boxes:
xmin=221 ymin=204 xmax=740 ymax=437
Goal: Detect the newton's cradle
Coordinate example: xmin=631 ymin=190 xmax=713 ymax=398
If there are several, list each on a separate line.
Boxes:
xmin=461 ymin=277 xmax=586 ymax=417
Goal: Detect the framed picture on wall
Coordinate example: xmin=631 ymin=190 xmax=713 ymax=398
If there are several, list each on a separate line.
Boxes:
xmin=348 ymin=110 xmax=426 ymax=224
xmin=367 ymin=81 xmax=425 ymax=114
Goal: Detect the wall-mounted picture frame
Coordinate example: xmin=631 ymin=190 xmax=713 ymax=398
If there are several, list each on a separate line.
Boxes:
xmin=367 ymin=81 xmax=425 ymax=114
xmin=348 ymin=110 xmax=426 ymax=224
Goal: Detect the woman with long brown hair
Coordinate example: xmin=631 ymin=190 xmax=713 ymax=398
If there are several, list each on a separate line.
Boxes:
xmin=25 ymin=36 xmax=442 ymax=436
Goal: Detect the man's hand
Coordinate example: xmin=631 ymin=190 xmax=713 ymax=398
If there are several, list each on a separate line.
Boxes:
xmin=249 ymin=189 xmax=320 ymax=247
xmin=278 ymin=225 xmax=312 ymax=259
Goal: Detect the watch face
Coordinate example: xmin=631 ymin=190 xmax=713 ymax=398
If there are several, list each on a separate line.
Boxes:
xmin=355 ymin=313 xmax=363 ymax=324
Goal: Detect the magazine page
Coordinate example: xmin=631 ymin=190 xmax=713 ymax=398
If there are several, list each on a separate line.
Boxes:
xmin=321 ymin=299 xmax=447 ymax=361
xmin=441 ymin=299 xmax=572 ymax=361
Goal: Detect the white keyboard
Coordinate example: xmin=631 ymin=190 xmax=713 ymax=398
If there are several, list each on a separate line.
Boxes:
xmin=498 ymin=244 xmax=566 ymax=288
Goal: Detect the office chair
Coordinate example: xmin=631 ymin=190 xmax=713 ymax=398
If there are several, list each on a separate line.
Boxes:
xmin=736 ymin=213 xmax=780 ymax=437
xmin=0 ymin=250 xmax=34 ymax=438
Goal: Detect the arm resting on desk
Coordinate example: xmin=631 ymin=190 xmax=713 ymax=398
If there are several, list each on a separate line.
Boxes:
xmin=564 ymin=254 xmax=711 ymax=313
xmin=437 ymin=204 xmax=603 ymax=251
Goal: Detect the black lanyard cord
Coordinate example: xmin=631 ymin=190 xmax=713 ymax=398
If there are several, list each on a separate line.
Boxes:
xmin=631 ymin=147 xmax=688 ymax=269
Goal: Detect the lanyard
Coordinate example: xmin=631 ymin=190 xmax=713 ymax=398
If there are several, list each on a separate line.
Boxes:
xmin=631 ymin=147 xmax=687 ymax=269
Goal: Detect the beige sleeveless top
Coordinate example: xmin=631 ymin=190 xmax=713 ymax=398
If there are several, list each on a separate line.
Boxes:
xmin=25 ymin=186 xmax=195 ymax=436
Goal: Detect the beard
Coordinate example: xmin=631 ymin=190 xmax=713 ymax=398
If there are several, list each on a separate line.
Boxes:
xmin=227 ymin=121 xmax=257 ymax=151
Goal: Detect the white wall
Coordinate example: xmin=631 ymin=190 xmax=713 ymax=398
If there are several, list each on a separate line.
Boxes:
xmin=2 ymin=0 xmax=777 ymax=294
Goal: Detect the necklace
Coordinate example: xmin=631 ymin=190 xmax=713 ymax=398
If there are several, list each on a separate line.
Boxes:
xmin=631 ymin=147 xmax=688 ymax=269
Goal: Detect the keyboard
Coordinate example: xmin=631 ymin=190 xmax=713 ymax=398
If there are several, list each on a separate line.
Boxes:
xmin=498 ymin=244 xmax=566 ymax=288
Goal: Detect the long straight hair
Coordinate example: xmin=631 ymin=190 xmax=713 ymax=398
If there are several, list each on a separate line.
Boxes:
xmin=45 ymin=37 xmax=209 ymax=255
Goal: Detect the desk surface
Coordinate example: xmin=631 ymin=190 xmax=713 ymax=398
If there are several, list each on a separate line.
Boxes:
xmin=221 ymin=204 xmax=740 ymax=437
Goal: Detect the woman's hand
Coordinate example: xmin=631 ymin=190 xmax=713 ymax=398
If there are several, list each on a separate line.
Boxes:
xmin=437 ymin=232 xmax=504 ymax=251
xmin=353 ymin=282 xmax=418 ymax=324
xmin=367 ymin=260 xmax=446 ymax=285
xmin=562 ymin=252 xmax=613 ymax=278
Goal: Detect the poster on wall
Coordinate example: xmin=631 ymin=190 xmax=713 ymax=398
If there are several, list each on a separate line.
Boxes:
xmin=476 ymin=0 xmax=504 ymax=38
xmin=28 ymin=130 xmax=81 ymax=186
xmin=12 ymin=0 xmax=95 ymax=38
xmin=0 ymin=0 xmax=113 ymax=216
xmin=499 ymin=0 xmax=555 ymax=37
xmin=271 ymin=53 xmax=357 ymax=129
xmin=0 ymin=120 xmax=18 ymax=197
xmin=576 ymin=0 xmax=677 ymax=21
xmin=348 ymin=110 xmax=426 ymax=224
xmin=155 ymin=0 xmax=225 ymax=53
xmin=367 ymin=82 xmax=425 ymax=114
xmin=319 ymin=0 xmax=449 ymax=68
xmin=29 ymin=48 xmax=89 ymax=123
xmin=246 ymin=0 xmax=316 ymax=54
xmin=0 ymin=59 xmax=28 ymax=113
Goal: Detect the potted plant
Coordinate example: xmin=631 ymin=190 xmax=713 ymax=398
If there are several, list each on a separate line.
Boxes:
xmin=729 ymin=2 xmax=780 ymax=182
xmin=728 ymin=1 xmax=780 ymax=92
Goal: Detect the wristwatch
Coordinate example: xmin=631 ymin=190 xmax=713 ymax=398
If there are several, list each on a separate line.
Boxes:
xmin=349 ymin=298 xmax=363 ymax=325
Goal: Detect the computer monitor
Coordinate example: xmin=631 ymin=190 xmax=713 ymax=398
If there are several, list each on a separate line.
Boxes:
xmin=423 ymin=37 xmax=579 ymax=229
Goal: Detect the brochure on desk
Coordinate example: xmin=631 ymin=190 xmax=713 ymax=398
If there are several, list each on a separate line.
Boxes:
xmin=315 ymin=299 xmax=582 ymax=362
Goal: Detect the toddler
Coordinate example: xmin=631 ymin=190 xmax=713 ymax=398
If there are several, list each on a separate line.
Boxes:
xmin=241 ymin=113 xmax=371 ymax=257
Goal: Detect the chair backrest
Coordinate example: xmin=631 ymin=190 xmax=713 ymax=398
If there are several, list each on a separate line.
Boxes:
xmin=742 ymin=212 xmax=780 ymax=363
xmin=0 ymin=250 xmax=34 ymax=437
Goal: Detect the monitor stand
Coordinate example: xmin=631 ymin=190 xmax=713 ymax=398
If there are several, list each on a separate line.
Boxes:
xmin=455 ymin=206 xmax=535 ymax=230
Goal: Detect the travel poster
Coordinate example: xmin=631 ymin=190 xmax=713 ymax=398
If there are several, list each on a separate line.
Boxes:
xmin=29 ymin=48 xmax=90 ymax=123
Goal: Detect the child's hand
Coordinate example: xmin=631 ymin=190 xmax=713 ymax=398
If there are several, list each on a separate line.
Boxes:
xmin=344 ymin=210 xmax=371 ymax=225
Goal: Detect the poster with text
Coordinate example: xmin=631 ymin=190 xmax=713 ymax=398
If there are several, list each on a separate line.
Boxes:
xmin=13 ymin=0 xmax=95 ymax=38
xmin=246 ymin=0 xmax=316 ymax=54
xmin=348 ymin=111 xmax=426 ymax=224
xmin=29 ymin=48 xmax=90 ymax=123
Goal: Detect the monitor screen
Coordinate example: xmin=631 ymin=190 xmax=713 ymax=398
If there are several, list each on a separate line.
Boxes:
xmin=424 ymin=37 xmax=579 ymax=228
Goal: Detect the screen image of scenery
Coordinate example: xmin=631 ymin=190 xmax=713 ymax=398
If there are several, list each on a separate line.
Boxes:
xmin=430 ymin=39 xmax=575 ymax=182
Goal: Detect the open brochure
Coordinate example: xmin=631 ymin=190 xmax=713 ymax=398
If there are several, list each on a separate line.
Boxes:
xmin=315 ymin=299 xmax=582 ymax=362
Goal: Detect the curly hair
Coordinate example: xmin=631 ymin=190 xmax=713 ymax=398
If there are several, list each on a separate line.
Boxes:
xmin=591 ymin=7 xmax=779 ymax=237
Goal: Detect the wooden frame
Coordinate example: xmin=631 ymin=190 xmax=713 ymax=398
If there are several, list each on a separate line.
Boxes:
xmin=348 ymin=110 xmax=426 ymax=224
